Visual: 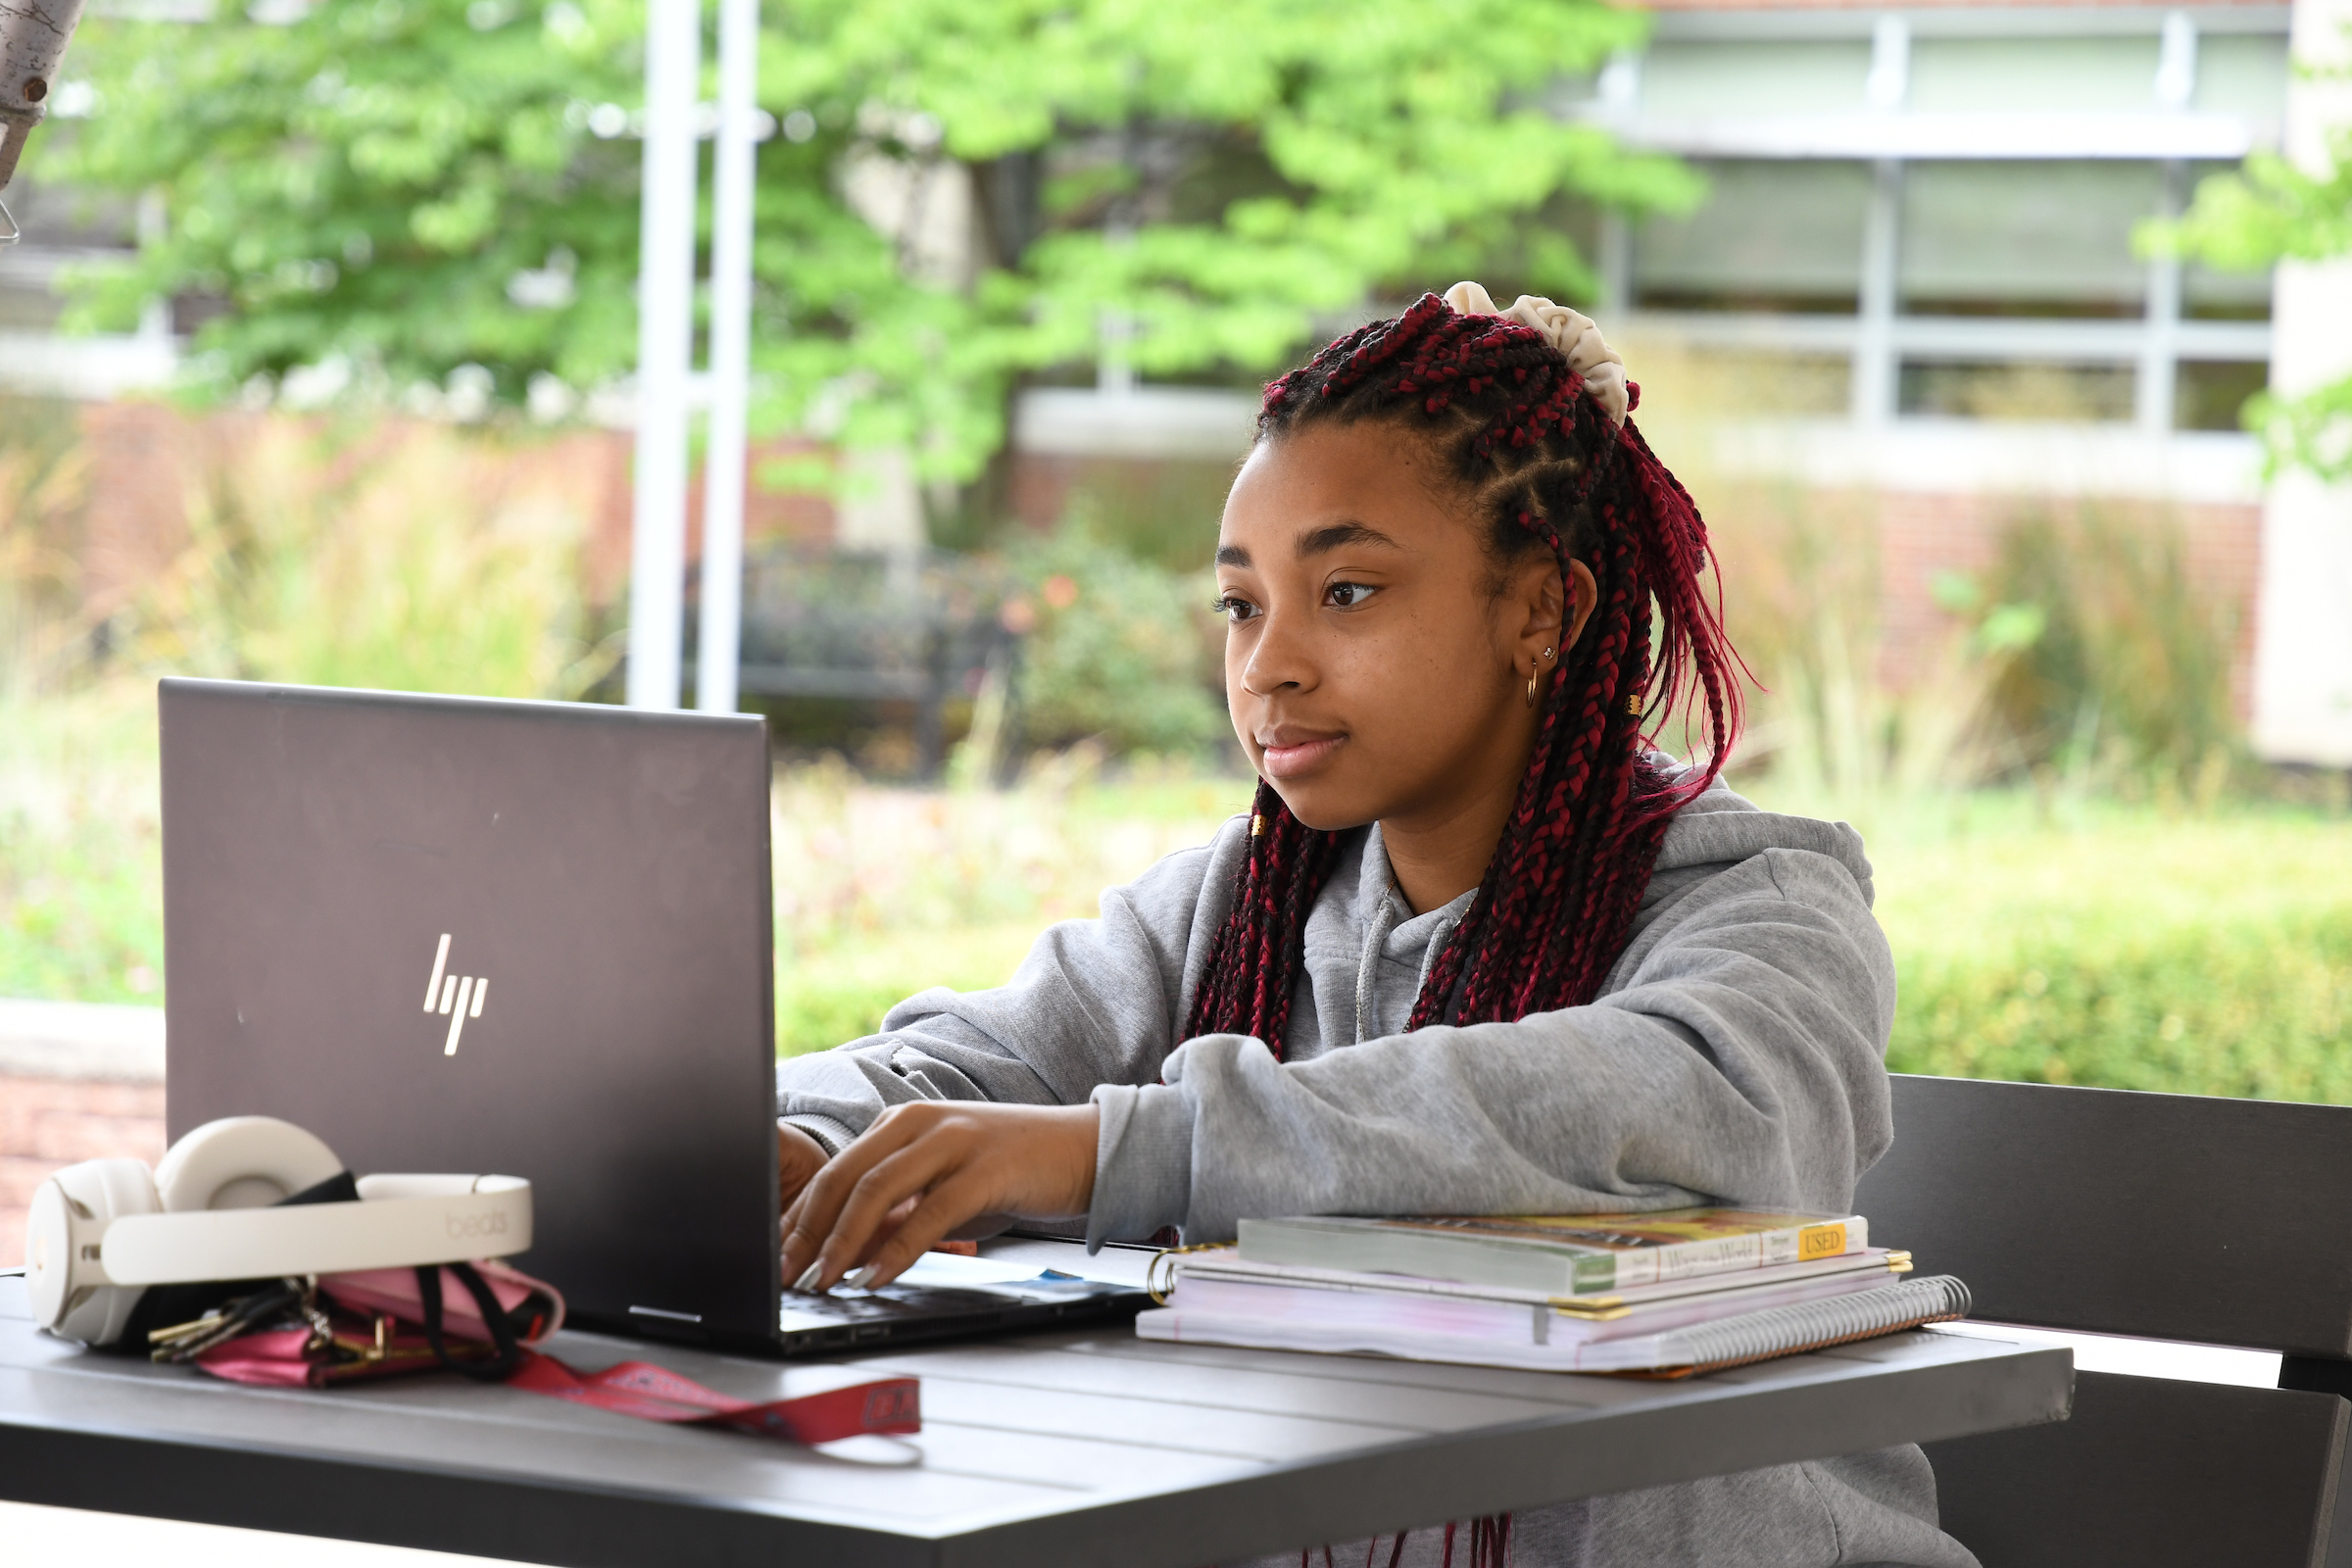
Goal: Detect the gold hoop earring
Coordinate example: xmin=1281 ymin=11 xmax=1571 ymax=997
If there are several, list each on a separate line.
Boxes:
xmin=1525 ymin=647 xmax=1554 ymax=710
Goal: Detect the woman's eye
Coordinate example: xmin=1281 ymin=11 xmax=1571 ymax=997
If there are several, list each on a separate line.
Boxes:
xmin=1213 ymin=595 xmax=1261 ymax=624
xmin=1324 ymin=581 xmax=1377 ymax=609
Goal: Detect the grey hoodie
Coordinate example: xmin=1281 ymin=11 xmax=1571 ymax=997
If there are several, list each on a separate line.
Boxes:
xmin=775 ymin=775 xmax=1980 ymax=1568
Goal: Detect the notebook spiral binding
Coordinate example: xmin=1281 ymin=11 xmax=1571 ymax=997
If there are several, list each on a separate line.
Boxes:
xmin=1639 ymin=1275 xmax=1975 ymax=1379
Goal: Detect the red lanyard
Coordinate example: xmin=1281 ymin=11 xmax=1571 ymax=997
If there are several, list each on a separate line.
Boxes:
xmin=507 ymin=1350 xmax=920 ymax=1443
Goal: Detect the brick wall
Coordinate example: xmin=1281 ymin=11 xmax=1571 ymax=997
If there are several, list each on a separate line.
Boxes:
xmin=0 ymin=1077 xmax=167 ymax=1269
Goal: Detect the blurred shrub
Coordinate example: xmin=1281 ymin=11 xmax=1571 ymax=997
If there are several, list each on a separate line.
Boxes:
xmin=1974 ymin=506 xmax=2238 ymax=791
xmin=1630 ymin=337 xmax=2248 ymax=810
xmin=1703 ymin=481 xmax=2005 ymax=824
xmin=119 ymin=418 xmax=605 ymax=701
xmin=0 ymin=398 xmax=93 ymax=697
xmin=1002 ymin=515 xmax=1228 ymax=758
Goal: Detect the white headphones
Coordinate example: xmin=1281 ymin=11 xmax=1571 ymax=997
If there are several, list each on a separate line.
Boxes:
xmin=21 ymin=1115 xmax=532 ymax=1347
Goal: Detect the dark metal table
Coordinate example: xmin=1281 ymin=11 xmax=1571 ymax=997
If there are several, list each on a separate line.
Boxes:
xmin=0 ymin=1278 xmax=2070 ymax=1567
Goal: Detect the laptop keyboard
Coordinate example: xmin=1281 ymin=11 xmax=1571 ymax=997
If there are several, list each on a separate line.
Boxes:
xmin=781 ymin=1270 xmax=1131 ymax=1321
xmin=776 ymin=1268 xmax=1144 ymax=1350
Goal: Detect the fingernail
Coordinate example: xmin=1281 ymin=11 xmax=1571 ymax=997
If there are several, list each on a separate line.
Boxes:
xmin=792 ymin=1262 xmax=824 ymax=1294
xmin=845 ymin=1263 xmax=881 ymax=1291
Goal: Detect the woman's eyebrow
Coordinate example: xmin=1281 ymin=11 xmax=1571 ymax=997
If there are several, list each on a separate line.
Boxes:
xmin=1297 ymin=520 xmax=1400 ymax=558
xmin=1215 ymin=543 xmax=1251 ymax=566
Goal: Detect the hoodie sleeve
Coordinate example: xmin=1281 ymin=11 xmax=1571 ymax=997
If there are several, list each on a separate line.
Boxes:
xmin=772 ymin=817 xmax=1248 ymax=1155
xmin=1085 ymin=838 xmax=1898 ymax=1247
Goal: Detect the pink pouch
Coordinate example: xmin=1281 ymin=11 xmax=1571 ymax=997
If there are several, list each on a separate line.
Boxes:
xmin=321 ymin=1259 xmax=564 ymax=1346
xmin=185 ymin=1260 xmax=566 ymax=1388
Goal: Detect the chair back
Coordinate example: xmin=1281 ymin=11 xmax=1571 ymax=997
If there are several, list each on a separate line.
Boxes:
xmin=1856 ymin=1075 xmax=2352 ymax=1568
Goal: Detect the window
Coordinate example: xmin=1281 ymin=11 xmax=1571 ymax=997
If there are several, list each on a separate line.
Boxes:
xmin=2175 ymin=361 xmax=2268 ymax=431
xmin=1900 ymin=161 xmax=2163 ymax=319
xmin=1635 ymin=160 xmax=1872 ymax=315
xmin=1900 ymin=362 xmax=2136 ymax=422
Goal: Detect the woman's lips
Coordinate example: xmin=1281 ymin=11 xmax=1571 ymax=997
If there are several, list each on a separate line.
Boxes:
xmin=1259 ymin=734 xmax=1346 ymax=779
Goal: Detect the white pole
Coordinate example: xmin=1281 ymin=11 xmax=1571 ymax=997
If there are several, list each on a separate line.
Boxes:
xmin=626 ymin=0 xmax=702 ymax=710
xmin=697 ymin=0 xmax=758 ymax=714
xmin=2251 ymin=0 xmax=2352 ymax=764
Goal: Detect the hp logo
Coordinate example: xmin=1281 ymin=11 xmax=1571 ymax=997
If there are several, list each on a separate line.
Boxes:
xmin=421 ymin=933 xmax=488 ymax=1056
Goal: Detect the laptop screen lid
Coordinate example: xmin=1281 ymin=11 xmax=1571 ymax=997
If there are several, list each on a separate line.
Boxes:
xmin=160 ymin=678 xmax=779 ymax=1348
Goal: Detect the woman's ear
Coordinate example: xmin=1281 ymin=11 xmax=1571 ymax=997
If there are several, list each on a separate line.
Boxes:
xmin=1509 ymin=556 xmax=1595 ymax=670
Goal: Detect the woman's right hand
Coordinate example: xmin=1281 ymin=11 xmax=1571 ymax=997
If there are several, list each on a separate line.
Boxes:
xmin=778 ymin=1123 xmax=830 ymax=1211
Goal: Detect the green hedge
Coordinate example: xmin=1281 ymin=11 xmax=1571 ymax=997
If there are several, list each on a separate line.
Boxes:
xmin=784 ymin=915 xmax=2352 ymax=1102
xmin=1867 ymin=803 xmax=2352 ymax=1103
xmin=1889 ymin=914 xmax=2352 ymax=1101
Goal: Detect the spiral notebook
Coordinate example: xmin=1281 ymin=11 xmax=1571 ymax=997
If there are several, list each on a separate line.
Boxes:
xmin=1135 ymin=1273 xmax=1972 ymax=1376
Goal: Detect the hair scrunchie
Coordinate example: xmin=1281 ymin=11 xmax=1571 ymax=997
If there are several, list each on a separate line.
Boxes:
xmin=1442 ymin=280 xmax=1629 ymax=427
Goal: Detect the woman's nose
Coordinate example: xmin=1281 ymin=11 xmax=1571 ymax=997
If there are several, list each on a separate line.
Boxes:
xmin=1239 ymin=606 xmax=1315 ymax=698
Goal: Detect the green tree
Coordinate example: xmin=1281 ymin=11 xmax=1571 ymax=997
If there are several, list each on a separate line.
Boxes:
xmin=51 ymin=0 xmax=1693 ymax=485
xmin=2160 ymin=119 xmax=2352 ymax=479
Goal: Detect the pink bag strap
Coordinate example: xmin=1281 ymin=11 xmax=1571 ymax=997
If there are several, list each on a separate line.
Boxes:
xmin=414 ymin=1262 xmax=521 ymax=1382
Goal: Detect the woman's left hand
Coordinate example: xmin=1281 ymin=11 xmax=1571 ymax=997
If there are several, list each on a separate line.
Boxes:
xmin=780 ymin=1100 xmax=1101 ymax=1293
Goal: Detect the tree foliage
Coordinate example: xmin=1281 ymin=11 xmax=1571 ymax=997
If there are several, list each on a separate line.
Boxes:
xmin=2164 ymin=121 xmax=2352 ymax=481
xmin=55 ymin=0 xmax=650 ymax=401
xmin=51 ymin=0 xmax=1691 ymax=483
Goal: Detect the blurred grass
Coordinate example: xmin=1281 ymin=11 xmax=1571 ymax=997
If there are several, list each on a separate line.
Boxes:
xmin=127 ymin=418 xmax=611 ymax=701
xmin=0 ymin=685 xmax=165 ymax=1004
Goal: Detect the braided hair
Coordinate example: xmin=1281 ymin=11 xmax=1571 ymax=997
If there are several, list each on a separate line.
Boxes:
xmin=1186 ymin=292 xmax=1743 ymax=1051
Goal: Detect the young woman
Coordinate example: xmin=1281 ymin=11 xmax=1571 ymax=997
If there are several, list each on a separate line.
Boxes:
xmin=769 ymin=284 xmax=1978 ymax=1568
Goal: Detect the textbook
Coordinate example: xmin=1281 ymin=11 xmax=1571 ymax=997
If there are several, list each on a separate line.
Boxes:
xmin=1237 ymin=1207 xmax=1867 ymax=1297
xmin=1154 ymin=1251 xmax=1909 ymax=1348
xmin=1167 ymin=1246 xmax=1912 ymax=1318
xmin=1135 ymin=1272 xmax=1971 ymax=1375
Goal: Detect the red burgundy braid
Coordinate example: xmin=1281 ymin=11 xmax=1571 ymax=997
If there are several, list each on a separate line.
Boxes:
xmin=1187 ymin=293 xmax=1744 ymax=1051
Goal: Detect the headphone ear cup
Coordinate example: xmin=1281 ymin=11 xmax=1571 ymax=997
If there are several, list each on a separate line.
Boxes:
xmin=25 ymin=1158 xmax=160 ymax=1346
xmin=154 ymin=1116 xmax=344 ymax=1212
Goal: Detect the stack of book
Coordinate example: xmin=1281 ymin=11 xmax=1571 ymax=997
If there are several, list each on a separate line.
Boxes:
xmin=1135 ymin=1208 xmax=1970 ymax=1376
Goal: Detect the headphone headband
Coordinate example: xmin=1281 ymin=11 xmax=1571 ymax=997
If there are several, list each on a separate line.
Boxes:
xmin=98 ymin=1176 xmax=530 ymax=1287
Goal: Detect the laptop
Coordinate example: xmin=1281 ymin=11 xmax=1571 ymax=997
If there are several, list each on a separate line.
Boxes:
xmin=159 ymin=678 xmax=1150 ymax=1355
